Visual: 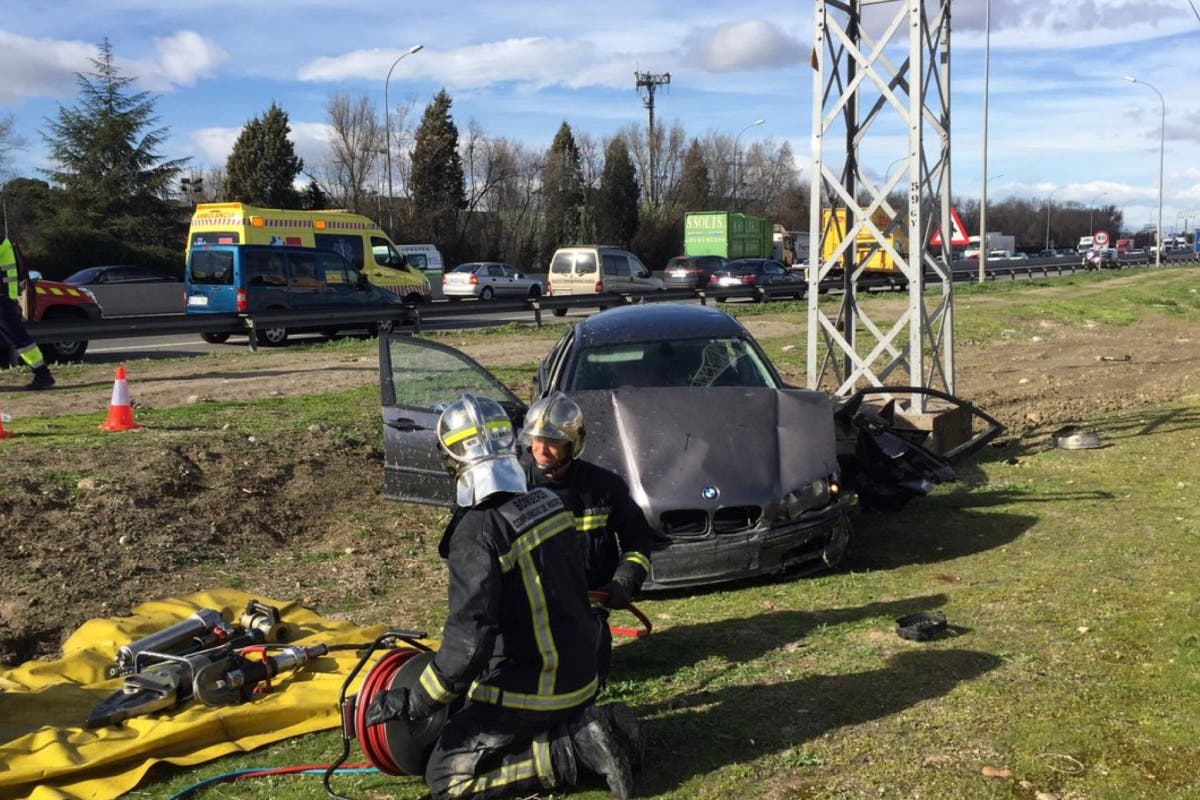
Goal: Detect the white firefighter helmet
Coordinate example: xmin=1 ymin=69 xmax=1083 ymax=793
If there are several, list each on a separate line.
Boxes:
xmin=519 ymin=391 xmax=586 ymax=459
xmin=437 ymin=393 xmax=526 ymax=506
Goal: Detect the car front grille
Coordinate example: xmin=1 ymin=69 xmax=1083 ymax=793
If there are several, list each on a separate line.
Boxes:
xmin=659 ymin=506 xmax=762 ymax=538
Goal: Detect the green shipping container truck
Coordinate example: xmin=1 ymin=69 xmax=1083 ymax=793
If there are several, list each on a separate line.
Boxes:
xmin=684 ymin=211 xmax=772 ymax=259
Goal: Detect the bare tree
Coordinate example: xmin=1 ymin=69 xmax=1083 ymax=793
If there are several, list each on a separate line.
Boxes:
xmin=617 ymin=120 xmax=685 ymax=210
xmin=323 ymin=92 xmax=384 ymax=213
xmin=0 ymin=113 xmax=26 ymax=182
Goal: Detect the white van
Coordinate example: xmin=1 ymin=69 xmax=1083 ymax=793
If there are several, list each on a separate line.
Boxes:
xmin=546 ymin=245 xmax=663 ymax=316
xmin=397 ymin=244 xmax=445 ymax=298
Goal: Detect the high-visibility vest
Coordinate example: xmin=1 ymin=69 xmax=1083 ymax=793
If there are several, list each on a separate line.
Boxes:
xmin=1 ymin=239 xmax=18 ymax=301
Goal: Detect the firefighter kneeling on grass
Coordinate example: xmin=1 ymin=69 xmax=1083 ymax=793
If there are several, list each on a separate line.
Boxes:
xmin=365 ymin=393 xmax=644 ymax=800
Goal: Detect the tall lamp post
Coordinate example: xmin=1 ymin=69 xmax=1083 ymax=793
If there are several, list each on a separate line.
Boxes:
xmin=1124 ymin=75 xmax=1165 ymax=268
xmin=1044 ymin=187 xmax=1061 ymax=251
xmin=733 ymin=119 xmax=765 ymax=203
xmin=978 ymin=0 xmax=991 ymax=282
xmin=384 ymin=43 xmax=424 ymax=238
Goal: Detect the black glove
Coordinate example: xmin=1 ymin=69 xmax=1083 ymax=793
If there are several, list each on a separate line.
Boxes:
xmin=365 ymin=687 xmax=411 ymax=727
xmin=599 ymin=577 xmax=634 ymax=610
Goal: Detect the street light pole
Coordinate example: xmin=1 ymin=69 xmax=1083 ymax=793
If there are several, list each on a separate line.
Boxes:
xmin=733 ymin=119 xmax=765 ymax=204
xmin=979 ymin=0 xmax=991 ymax=283
xmin=1124 ymin=75 xmax=1165 ymax=268
xmin=384 ymin=44 xmax=424 ymax=239
xmin=1044 ymin=187 xmax=1061 ymax=251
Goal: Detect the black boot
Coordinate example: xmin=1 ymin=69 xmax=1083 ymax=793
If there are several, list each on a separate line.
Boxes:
xmin=565 ymin=704 xmax=635 ymax=798
xmin=602 ymin=702 xmax=645 ymax=772
xmin=26 ymin=369 xmax=55 ymax=390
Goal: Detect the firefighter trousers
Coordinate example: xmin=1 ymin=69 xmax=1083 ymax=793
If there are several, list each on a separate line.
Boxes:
xmin=424 ymin=701 xmax=578 ymax=800
xmin=0 ymin=297 xmax=50 ymax=376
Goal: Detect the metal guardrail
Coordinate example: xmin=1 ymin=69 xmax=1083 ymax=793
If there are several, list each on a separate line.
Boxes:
xmin=25 ymin=255 xmax=1198 ymax=347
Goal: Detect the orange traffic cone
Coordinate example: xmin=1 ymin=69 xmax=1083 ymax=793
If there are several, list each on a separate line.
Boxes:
xmin=0 ymin=402 xmax=13 ymax=440
xmin=100 ymin=365 xmax=142 ymax=431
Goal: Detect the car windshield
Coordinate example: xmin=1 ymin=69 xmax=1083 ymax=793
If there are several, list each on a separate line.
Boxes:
xmin=64 ymin=267 xmax=104 ymax=284
xmin=568 ymin=337 xmax=779 ymax=390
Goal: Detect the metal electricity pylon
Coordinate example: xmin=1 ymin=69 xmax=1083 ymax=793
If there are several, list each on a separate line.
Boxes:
xmin=807 ymin=0 xmax=955 ymax=410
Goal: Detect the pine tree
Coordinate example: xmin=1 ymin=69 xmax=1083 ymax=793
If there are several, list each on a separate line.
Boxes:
xmin=224 ymin=103 xmax=304 ymax=208
xmin=674 ymin=138 xmax=710 ymax=212
xmin=594 ymin=138 xmax=639 ymax=247
xmin=41 ymin=38 xmax=186 ymax=246
xmin=540 ymin=122 xmax=584 ymax=266
xmin=409 ymin=89 xmax=465 ymax=244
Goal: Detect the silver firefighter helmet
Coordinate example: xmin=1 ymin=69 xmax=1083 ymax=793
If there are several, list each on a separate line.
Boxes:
xmin=437 ymin=393 xmax=526 ymax=507
xmin=519 ymin=391 xmax=586 ymax=459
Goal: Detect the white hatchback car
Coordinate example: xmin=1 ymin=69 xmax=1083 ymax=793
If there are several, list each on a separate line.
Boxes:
xmin=442 ymin=262 xmax=542 ymax=301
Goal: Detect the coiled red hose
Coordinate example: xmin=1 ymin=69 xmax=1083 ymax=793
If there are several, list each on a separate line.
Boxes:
xmin=352 ymin=648 xmax=423 ymax=775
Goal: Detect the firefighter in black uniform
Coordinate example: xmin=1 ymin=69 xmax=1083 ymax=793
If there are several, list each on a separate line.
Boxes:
xmin=0 ymin=236 xmax=54 ymax=390
xmin=519 ymin=392 xmax=654 ymax=686
xmin=366 ymin=393 xmax=644 ymax=800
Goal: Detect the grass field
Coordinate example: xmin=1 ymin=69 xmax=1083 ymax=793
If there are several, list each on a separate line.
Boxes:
xmin=10 ymin=268 xmax=1200 ymax=800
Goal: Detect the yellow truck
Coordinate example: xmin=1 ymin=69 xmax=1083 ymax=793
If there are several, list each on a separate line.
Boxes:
xmin=820 ymin=208 xmax=908 ymax=273
xmin=186 ymin=203 xmax=430 ymax=302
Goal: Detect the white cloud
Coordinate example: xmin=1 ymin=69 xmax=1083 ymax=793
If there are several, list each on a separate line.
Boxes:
xmin=682 ymin=21 xmax=805 ymax=72
xmin=0 ymin=30 xmax=93 ymax=103
xmin=128 ymin=31 xmax=228 ymax=92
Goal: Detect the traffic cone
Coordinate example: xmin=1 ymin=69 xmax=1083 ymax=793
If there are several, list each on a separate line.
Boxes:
xmin=99 ymin=365 xmax=142 ymax=431
xmin=0 ymin=402 xmax=13 ymax=440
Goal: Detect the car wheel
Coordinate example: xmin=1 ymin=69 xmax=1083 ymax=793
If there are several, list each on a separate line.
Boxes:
xmin=45 ymin=338 xmax=89 ymax=363
xmin=754 ymin=288 xmax=769 ymax=304
xmin=480 ymin=286 xmax=495 ymax=301
xmin=715 ymin=296 xmax=727 ymax=304
xmin=553 ymin=308 xmax=568 ymax=318
xmin=527 ymin=285 xmax=542 ymax=299
xmin=447 ymin=296 xmax=461 ymax=303
xmin=319 ymin=328 xmax=340 ymax=339
xmin=201 ymin=332 xmax=230 ymax=344
xmin=259 ymin=325 xmax=288 ymax=347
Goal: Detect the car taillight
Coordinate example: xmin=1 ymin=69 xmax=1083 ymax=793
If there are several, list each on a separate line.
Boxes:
xmin=546 ymin=279 xmax=553 ymax=292
xmin=741 ymin=275 xmax=756 ymax=285
xmin=442 ymin=274 xmax=448 ymax=285
xmin=594 ymin=281 xmax=604 ymax=293
xmin=469 ymin=274 xmax=478 ymax=285
xmin=236 ymin=289 xmax=247 ymax=312
xmin=709 ymin=274 xmax=718 ymax=284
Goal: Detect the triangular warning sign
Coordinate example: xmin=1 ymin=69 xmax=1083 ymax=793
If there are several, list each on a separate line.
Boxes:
xmin=930 ymin=207 xmax=971 ymax=247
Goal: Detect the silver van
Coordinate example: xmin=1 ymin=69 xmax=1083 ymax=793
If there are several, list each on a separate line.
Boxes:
xmin=546 ymin=246 xmax=663 ymax=316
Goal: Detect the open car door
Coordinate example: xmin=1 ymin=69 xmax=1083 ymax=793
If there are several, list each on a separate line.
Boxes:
xmin=379 ymin=334 xmax=527 ymax=506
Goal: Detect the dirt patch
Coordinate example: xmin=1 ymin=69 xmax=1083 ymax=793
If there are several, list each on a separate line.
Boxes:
xmin=2 ymin=294 xmax=1199 ymax=666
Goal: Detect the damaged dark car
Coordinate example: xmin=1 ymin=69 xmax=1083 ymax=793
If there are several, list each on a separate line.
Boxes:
xmin=378 ymin=303 xmax=1000 ymax=591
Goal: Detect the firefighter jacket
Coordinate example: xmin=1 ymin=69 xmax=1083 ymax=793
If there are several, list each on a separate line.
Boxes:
xmin=412 ymin=487 xmax=599 ymax=716
xmin=1 ymin=238 xmax=19 ymax=302
xmin=526 ymin=457 xmax=653 ymax=594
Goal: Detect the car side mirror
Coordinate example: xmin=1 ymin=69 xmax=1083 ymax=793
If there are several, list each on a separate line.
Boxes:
xmin=28 ymin=270 xmax=43 ymax=281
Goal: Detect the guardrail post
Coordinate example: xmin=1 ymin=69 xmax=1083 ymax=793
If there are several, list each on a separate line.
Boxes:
xmin=697 ymin=289 xmax=707 ymax=306
xmin=242 ymin=315 xmax=259 ymax=351
xmin=529 ymin=297 xmax=542 ymax=328
xmin=410 ymin=306 xmax=422 ymax=335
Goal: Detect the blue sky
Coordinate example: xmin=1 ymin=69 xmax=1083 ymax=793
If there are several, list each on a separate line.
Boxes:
xmin=2 ymin=1 xmax=1199 ymax=234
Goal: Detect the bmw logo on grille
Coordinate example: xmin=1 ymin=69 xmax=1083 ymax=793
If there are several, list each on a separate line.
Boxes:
xmin=701 ymin=485 xmax=720 ymax=501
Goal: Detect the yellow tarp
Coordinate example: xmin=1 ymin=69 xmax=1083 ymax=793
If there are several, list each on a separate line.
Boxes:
xmin=0 ymin=588 xmax=433 ymax=800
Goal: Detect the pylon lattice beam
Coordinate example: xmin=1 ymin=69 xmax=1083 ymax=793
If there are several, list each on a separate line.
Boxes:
xmin=807 ymin=0 xmax=954 ymax=410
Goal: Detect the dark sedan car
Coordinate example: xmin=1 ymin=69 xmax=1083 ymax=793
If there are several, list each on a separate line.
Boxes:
xmin=63 ymin=265 xmax=180 ymax=285
xmin=709 ymin=258 xmax=806 ymax=302
xmin=662 ymin=255 xmax=727 ymax=290
xmin=378 ymin=304 xmax=852 ymax=590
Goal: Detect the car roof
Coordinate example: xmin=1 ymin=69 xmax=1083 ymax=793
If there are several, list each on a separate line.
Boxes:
xmin=572 ymin=303 xmax=751 ymax=348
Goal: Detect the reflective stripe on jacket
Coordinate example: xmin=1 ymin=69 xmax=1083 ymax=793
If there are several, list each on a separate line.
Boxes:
xmin=526 ymin=457 xmax=654 ymax=592
xmin=412 ymin=487 xmax=598 ymax=714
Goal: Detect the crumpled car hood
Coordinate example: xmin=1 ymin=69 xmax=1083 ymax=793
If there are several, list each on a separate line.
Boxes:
xmin=568 ymin=386 xmax=840 ymax=513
